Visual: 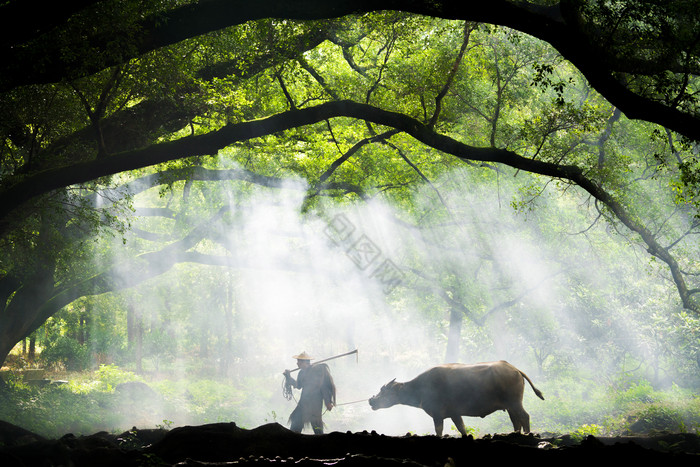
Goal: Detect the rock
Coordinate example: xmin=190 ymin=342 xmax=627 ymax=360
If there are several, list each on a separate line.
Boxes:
xmin=0 ymin=420 xmax=45 ymax=447
xmin=114 ymin=381 xmax=158 ymax=400
xmin=1 ymin=420 xmax=699 ymax=466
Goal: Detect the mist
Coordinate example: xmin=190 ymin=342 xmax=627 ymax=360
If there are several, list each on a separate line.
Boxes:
xmin=90 ymin=162 xmax=687 ymax=437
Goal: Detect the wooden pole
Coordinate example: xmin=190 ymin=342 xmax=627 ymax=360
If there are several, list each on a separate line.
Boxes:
xmin=287 ymin=348 xmax=358 ymax=373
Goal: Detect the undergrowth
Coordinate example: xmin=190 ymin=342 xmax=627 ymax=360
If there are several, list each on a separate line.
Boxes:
xmin=1 ymin=365 xmax=699 ymax=439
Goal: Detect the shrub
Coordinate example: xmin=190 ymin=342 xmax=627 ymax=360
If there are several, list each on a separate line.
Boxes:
xmin=570 ymin=424 xmax=603 ymax=441
xmin=614 ymin=380 xmax=657 ymax=405
xmin=626 ymin=405 xmax=687 ymax=433
xmin=95 ymin=364 xmax=142 ymax=390
xmin=40 ymin=336 xmax=90 ymax=371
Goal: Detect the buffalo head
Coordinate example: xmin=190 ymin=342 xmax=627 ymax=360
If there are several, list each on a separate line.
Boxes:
xmin=368 ymin=378 xmax=400 ymax=410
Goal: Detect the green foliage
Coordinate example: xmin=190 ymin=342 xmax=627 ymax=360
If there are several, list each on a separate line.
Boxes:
xmin=449 ymin=423 xmax=478 ymax=437
xmin=154 ymin=378 xmax=247 ymax=424
xmin=570 ymin=424 xmax=603 ymax=442
xmin=485 ymin=376 xmax=700 ymax=437
xmin=0 ymin=370 xmax=28 ymax=390
xmin=95 ymin=364 xmax=142 ymax=390
xmin=1 ymin=5 xmax=700 ymax=441
xmin=142 ymin=329 xmax=177 ymax=371
xmin=0 ymin=384 xmax=119 ymax=436
xmin=614 ymin=380 xmax=657 ymax=405
xmin=1 ymin=365 xmax=699 ymax=439
xmin=40 ymin=336 xmax=90 ymax=372
xmin=627 ymin=405 xmax=687 ymax=433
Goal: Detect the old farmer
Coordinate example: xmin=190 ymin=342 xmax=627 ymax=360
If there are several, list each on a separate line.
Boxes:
xmin=283 ymin=351 xmax=336 ymax=434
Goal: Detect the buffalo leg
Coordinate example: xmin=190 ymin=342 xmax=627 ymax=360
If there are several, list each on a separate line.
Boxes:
xmin=507 ymin=406 xmax=530 ymax=433
xmin=451 ymin=416 xmax=468 ymax=437
xmin=521 ymin=410 xmax=531 ymax=433
xmin=433 ymin=418 xmax=444 ymax=437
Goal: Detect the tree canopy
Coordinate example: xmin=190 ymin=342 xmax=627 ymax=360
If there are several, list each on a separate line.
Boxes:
xmin=1 ymin=0 xmax=699 ymax=372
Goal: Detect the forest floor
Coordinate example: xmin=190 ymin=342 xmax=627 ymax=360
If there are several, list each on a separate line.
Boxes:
xmin=1 ymin=419 xmax=699 ymax=467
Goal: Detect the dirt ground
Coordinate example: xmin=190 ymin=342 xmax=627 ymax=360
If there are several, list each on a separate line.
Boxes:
xmin=1 ymin=420 xmax=699 ymax=466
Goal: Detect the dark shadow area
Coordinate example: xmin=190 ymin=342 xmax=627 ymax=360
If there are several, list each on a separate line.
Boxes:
xmin=1 ymin=421 xmax=699 ymax=466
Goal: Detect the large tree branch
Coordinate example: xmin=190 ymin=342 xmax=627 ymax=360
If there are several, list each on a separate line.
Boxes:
xmin=0 ymin=100 xmax=555 ymax=222
xmin=1 ymin=99 xmax=695 ymax=311
xmin=30 ymin=206 xmax=228 ymax=331
xmin=0 ymin=0 xmax=104 ymax=50
xmin=32 ymin=199 xmax=355 ymax=333
xmin=22 ymin=24 xmax=338 ymax=178
xmin=4 ymin=1 xmax=699 ymax=142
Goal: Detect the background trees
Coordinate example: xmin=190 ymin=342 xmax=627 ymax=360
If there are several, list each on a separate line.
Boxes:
xmin=1 ymin=0 xmax=699 ymax=436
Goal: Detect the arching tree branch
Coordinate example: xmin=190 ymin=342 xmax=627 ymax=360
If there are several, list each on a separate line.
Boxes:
xmin=1 ymin=99 xmax=695 ymax=311
xmin=4 ymin=1 xmax=699 ymax=142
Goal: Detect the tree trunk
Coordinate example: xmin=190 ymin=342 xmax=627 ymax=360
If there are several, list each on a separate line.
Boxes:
xmin=0 ymin=266 xmax=57 ymax=368
xmin=444 ymin=306 xmax=463 ymax=363
xmin=28 ymin=336 xmax=36 ymax=362
xmin=78 ymin=307 xmax=89 ymax=346
xmin=127 ymin=299 xmax=143 ymax=373
xmin=221 ymin=274 xmax=235 ymax=377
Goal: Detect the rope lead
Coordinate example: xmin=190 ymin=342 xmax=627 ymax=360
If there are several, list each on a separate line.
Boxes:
xmin=283 ymin=378 xmax=294 ymax=401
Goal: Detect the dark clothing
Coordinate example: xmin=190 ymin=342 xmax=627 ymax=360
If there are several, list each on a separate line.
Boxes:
xmin=285 ymin=363 xmax=336 ymax=434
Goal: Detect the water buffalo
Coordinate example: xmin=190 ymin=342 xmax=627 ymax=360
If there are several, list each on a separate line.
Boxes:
xmin=368 ymin=360 xmax=544 ymax=436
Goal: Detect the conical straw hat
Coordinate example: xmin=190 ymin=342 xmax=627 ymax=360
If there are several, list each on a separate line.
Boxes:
xmin=293 ymin=351 xmax=313 ymax=360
